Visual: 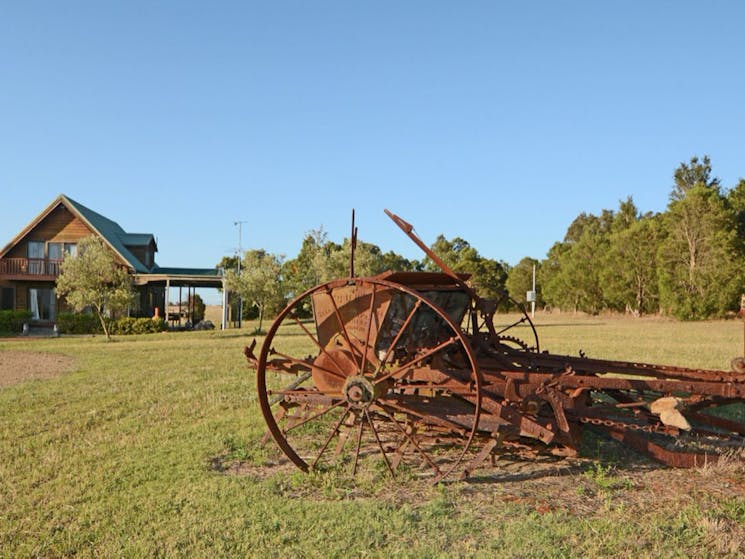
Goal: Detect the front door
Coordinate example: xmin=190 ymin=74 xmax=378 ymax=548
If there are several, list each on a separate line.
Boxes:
xmin=29 ymin=287 xmax=56 ymax=321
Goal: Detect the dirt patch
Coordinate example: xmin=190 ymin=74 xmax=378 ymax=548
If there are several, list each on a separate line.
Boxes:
xmin=0 ymin=351 xmax=77 ymax=389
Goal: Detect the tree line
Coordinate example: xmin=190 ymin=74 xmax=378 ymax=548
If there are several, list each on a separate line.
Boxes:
xmin=225 ymin=156 xmax=745 ymax=324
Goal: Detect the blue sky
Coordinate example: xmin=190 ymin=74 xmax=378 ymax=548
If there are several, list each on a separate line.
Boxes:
xmin=2 ymin=2 xmax=744 ymax=303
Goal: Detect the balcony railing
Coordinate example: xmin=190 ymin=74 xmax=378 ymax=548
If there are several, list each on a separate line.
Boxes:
xmin=0 ymin=258 xmax=64 ymax=278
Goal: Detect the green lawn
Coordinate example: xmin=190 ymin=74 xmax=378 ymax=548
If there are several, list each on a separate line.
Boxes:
xmin=1 ymin=314 xmax=743 ymax=557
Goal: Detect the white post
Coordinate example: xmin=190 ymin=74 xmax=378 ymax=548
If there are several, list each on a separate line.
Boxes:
xmin=531 ymin=264 xmax=536 ymax=319
xmin=234 ymin=220 xmax=247 ymax=329
xmin=221 ymin=274 xmax=229 ymax=330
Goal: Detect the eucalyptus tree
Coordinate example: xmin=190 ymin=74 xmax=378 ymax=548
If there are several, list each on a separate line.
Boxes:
xmin=541 ymin=212 xmax=612 ymax=314
xmin=670 ymin=155 xmax=720 ymax=203
xmin=56 ymin=236 xmax=134 ymax=341
xmin=602 ymin=213 xmax=663 ymax=316
xmin=425 ymin=235 xmax=510 ymax=304
xmin=658 ymin=180 xmax=740 ymax=319
xmin=226 ymin=249 xmax=285 ymax=332
xmin=506 ymin=257 xmax=541 ymax=306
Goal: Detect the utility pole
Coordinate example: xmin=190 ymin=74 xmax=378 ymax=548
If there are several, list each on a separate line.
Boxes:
xmin=234 ymin=221 xmax=247 ymax=328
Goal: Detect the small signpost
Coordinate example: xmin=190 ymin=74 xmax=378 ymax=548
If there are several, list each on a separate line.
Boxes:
xmin=526 ymin=263 xmax=537 ymax=318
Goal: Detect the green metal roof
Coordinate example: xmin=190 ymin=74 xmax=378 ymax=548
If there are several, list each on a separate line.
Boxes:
xmin=152 ymin=266 xmax=222 ymax=277
xmin=120 ymin=233 xmax=156 ymax=247
xmin=62 ymin=195 xmax=154 ymax=273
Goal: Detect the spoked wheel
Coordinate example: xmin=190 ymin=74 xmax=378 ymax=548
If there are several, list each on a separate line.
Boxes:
xmin=256 ymin=277 xmax=483 ymax=482
xmin=466 ymin=291 xmax=540 ymax=353
xmin=493 ymin=299 xmax=540 ymax=353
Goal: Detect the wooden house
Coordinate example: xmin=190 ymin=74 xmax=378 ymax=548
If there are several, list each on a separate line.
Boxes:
xmin=0 ymin=194 xmax=225 ymax=326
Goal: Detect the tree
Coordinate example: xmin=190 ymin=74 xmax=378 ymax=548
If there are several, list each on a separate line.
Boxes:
xmin=381 ymin=250 xmax=419 ymax=272
xmin=425 ymin=236 xmax=509 ymax=304
xmin=601 ymin=214 xmax=662 ymax=316
xmin=658 ymin=184 xmax=740 ymax=319
xmin=281 ymin=228 xmax=328 ymax=300
xmin=726 ymin=178 xmax=745 ymax=242
xmin=322 ymin=239 xmax=386 ymax=281
xmin=541 ymin=213 xmax=611 ymax=314
xmin=226 ymin=249 xmax=284 ymax=332
xmin=540 ymin=241 xmax=573 ymax=311
xmin=56 ymin=236 xmax=134 ymax=341
xmin=670 ymin=155 xmax=720 ymax=203
xmin=506 ymin=257 xmax=541 ymax=306
xmin=186 ymin=293 xmax=205 ymax=323
xmin=216 ymin=254 xmax=241 ymax=318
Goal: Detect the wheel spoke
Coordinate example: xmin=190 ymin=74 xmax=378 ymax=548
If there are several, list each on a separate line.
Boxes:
xmin=269 ymin=349 xmax=347 ymax=381
xmin=495 ymin=316 xmax=527 ymax=336
xmin=376 ymin=405 xmax=442 ymax=476
xmin=268 ymin=371 xmax=312 ymax=405
xmin=282 ymin=400 xmax=347 ymax=435
xmin=352 ymin=411 xmax=365 ymax=476
xmin=375 ymin=336 xmax=459 ymax=384
xmin=290 ymin=315 xmax=350 ymax=378
xmin=375 ymin=299 xmax=422 ymax=372
xmin=324 ymin=286 xmax=362 ymax=366
xmin=311 ymin=406 xmax=352 ymax=469
xmin=364 ymin=407 xmax=395 ymax=478
xmin=359 ymin=284 xmax=378 ymax=376
xmin=379 ymin=398 xmax=470 ymax=436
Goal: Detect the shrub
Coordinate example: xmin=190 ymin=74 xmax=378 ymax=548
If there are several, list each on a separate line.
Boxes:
xmin=0 ymin=310 xmax=33 ymax=333
xmin=57 ymin=312 xmax=102 ymax=334
xmin=57 ymin=313 xmax=168 ymax=335
xmin=108 ymin=317 xmax=167 ymax=335
xmin=110 ymin=317 xmax=137 ymax=335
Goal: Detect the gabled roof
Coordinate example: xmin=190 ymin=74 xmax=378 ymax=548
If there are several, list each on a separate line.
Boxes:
xmin=0 ymin=194 xmax=156 ymax=273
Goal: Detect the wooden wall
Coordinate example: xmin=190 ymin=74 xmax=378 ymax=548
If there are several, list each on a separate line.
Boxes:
xmin=7 ymin=205 xmax=94 ymax=259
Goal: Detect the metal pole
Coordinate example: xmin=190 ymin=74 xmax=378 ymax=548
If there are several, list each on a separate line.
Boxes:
xmin=221 ymin=271 xmax=228 ymax=330
xmin=531 ymin=264 xmax=536 ymax=319
xmin=234 ymin=221 xmax=247 ymax=329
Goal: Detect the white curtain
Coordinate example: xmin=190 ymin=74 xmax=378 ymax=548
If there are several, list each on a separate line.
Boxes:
xmin=29 ymin=288 xmax=40 ymax=320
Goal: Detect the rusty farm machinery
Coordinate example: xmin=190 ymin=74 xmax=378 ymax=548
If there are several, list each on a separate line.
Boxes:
xmin=245 ymin=210 xmax=745 ymax=482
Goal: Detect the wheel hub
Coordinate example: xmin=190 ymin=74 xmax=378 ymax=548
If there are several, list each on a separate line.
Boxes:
xmin=343 ymin=375 xmax=376 ymax=406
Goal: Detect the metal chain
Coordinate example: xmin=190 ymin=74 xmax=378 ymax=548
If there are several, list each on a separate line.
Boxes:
xmin=578 ymin=416 xmax=669 ymax=435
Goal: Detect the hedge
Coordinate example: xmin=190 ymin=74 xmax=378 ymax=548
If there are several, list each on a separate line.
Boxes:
xmin=0 ymin=310 xmax=33 ymax=333
xmin=108 ymin=317 xmax=168 ymax=335
xmin=57 ymin=312 xmax=102 ymax=334
xmin=56 ymin=313 xmax=168 ymax=335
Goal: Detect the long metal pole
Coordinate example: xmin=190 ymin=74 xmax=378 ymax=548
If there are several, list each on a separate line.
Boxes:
xmin=531 ymin=264 xmax=536 ymax=319
xmin=234 ymin=221 xmax=247 ymax=329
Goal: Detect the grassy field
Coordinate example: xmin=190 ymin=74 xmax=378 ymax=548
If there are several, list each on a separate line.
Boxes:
xmin=1 ymin=313 xmax=744 ymax=557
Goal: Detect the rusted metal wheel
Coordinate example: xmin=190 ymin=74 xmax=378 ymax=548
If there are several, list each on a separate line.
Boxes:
xmin=491 ymin=296 xmax=540 ymax=353
xmin=256 ymin=277 xmax=483 ymax=482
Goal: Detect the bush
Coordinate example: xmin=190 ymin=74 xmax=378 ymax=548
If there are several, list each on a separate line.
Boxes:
xmin=0 ymin=310 xmax=33 ymax=333
xmin=108 ymin=317 xmax=168 ymax=335
xmin=57 ymin=313 xmax=168 ymax=335
xmin=57 ymin=312 xmax=102 ymax=335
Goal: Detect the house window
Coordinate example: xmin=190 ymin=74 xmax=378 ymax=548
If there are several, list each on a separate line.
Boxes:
xmin=1 ymin=287 xmax=13 ymax=310
xmin=48 ymin=242 xmax=77 ymax=257
xmin=29 ymin=288 xmax=56 ymax=321
xmin=48 ymin=243 xmax=77 ymax=274
xmin=48 ymin=243 xmax=63 ymax=260
xmin=27 ymin=241 xmax=45 ymax=274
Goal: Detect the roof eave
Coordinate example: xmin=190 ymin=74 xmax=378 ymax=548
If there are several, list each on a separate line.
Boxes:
xmin=0 ymin=194 xmax=69 ymax=259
